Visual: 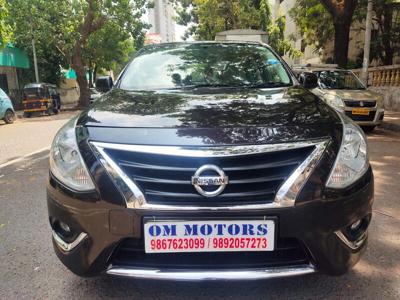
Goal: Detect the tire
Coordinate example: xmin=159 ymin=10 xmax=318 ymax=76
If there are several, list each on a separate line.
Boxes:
xmin=4 ymin=109 xmax=15 ymax=124
xmin=362 ymin=126 xmax=376 ymax=133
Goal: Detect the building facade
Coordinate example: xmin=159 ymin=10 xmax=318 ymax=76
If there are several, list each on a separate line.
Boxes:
xmin=148 ymin=0 xmax=176 ymax=43
xmin=0 ymin=45 xmax=30 ymax=106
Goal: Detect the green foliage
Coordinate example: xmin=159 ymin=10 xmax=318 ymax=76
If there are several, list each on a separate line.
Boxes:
xmin=290 ymin=0 xmax=400 ymax=66
xmin=0 ymin=0 xmax=12 ymax=47
xmin=5 ymin=0 xmax=149 ymax=85
xmin=173 ymin=0 xmax=301 ymax=58
xmin=7 ymin=0 xmax=69 ymax=84
xmin=289 ymin=0 xmax=334 ymax=53
xmin=365 ymin=0 xmax=400 ymax=65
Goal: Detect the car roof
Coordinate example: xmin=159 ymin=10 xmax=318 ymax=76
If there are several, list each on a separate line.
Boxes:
xmin=142 ymin=41 xmax=269 ymax=49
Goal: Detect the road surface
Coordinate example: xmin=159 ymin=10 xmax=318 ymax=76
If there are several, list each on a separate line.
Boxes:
xmin=0 ymin=116 xmax=399 ymax=299
xmin=0 ymin=112 xmax=79 ymax=167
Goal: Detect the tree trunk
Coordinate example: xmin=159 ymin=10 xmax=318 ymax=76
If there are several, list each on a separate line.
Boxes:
xmin=93 ymin=65 xmax=98 ymax=85
xmin=333 ymin=20 xmax=351 ymax=68
xmin=71 ymin=44 xmax=90 ymax=108
xmin=320 ymin=0 xmax=358 ymax=68
xmin=75 ymin=67 xmax=90 ymax=108
xmin=382 ymin=6 xmax=394 ymax=65
xmin=68 ymin=0 xmax=106 ymax=108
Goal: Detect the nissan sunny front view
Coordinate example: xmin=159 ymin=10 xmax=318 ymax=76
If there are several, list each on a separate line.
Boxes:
xmin=47 ymin=42 xmax=373 ymax=280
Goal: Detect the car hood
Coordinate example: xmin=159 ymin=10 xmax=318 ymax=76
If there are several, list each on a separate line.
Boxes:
xmin=79 ymin=87 xmax=340 ymax=128
xmin=321 ymin=89 xmax=382 ymax=101
xmin=78 ymin=87 xmax=342 ymax=146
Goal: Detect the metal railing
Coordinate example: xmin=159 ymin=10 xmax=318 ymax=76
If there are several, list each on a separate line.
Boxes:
xmin=352 ymin=65 xmax=400 ymax=87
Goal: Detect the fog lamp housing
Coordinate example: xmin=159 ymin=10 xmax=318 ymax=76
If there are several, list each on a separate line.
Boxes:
xmin=335 ymin=214 xmax=371 ymax=250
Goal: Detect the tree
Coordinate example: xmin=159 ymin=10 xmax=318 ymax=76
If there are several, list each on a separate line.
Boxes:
xmin=7 ymin=0 xmax=68 ymax=84
xmin=319 ymin=0 xmax=359 ymax=68
xmin=0 ymin=0 xmax=12 ymax=47
xmin=84 ymin=23 xmax=136 ymax=87
xmin=289 ymin=0 xmax=334 ymax=54
xmin=290 ymin=0 xmax=400 ymax=66
xmin=7 ymin=0 xmax=149 ymax=107
xmin=368 ymin=0 xmax=400 ymax=65
xmin=61 ymin=0 xmax=149 ymax=107
xmin=173 ymin=0 xmax=301 ymax=58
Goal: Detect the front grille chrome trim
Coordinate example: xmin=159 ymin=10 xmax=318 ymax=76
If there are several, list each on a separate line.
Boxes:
xmin=91 ymin=140 xmax=329 ymax=211
xmin=106 ymin=264 xmax=316 ymax=280
xmin=91 ymin=141 xmax=324 ymax=158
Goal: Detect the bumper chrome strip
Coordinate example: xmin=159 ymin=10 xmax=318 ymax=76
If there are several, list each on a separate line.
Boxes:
xmin=106 ymin=264 xmax=316 ymax=280
xmin=91 ymin=140 xmax=329 ymax=211
xmin=52 ymin=231 xmax=88 ymax=252
xmin=334 ymin=230 xmax=368 ymax=250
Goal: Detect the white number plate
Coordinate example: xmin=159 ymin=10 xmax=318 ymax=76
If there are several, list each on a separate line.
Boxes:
xmin=144 ymin=220 xmax=275 ymax=253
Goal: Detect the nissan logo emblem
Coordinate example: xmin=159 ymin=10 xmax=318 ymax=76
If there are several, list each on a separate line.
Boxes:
xmin=191 ymin=165 xmax=229 ymax=197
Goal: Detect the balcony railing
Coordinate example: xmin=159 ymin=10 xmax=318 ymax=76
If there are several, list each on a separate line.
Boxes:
xmin=352 ymin=65 xmax=400 ymax=87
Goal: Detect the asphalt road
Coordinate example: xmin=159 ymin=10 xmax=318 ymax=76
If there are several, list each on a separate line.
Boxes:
xmin=0 ymin=111 xmax=79 ymax=167
xmin=0 ymin=116 xmax=399 ymax=299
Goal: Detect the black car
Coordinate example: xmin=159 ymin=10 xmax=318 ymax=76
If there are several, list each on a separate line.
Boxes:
xmin=47 ymin=42 xmax=373 ymax=280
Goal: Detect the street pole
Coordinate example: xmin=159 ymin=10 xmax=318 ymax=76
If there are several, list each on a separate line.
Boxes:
xmin=362 ymin=0 xmax=373 ymax=86
xmin=31 ymin=37 xmax=39 ymax=83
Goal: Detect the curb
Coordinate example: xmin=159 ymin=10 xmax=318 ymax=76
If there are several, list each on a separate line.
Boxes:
xmin=15 ymin=108 xmax=81 ymax=119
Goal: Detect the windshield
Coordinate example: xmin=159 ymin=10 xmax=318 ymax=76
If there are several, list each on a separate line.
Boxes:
xmin=119 ymin=43 xmax=292 ymax=90
xmin=24 ymin=88 xmax=45 ymax=99
xmin=316 ymin=70 xmax=365 ymax=90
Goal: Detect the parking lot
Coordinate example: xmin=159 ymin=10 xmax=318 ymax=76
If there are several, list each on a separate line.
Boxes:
xmin=0 ymin=114 xmax=399 ymax=299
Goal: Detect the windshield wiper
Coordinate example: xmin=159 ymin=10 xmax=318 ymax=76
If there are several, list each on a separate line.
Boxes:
xmin=247 ymin=82 xmax=292 ymax=89
xmin=181 ymin=83 xmax=240 ymax=89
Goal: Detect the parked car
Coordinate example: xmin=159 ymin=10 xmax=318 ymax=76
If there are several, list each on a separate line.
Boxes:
xmin=293 ymin=64 xmax=384 ymax=131
xmin=0 ymin=88 xmax=15 ymax=124
xmin=48 ymin=42 xmax=373 ymax=280
xmin=23 ymin=83 xmax=61 ymax=118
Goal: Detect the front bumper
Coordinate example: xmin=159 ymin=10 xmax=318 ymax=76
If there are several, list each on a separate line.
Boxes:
xmin=344 ymin=108 xmax=384 ymax=126
xmin=47 ymin=167 xmax=374 ymax=279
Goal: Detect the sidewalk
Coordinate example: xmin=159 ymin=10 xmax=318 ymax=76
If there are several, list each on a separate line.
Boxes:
xmin=15 ymin=103 xmax=79 ymax=119
xmin=381 ymin=111 xmax=400 ymax=133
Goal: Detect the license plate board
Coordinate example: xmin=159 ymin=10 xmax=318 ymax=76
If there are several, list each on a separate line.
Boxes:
xmin=144 ymin=220 xmax=275 ymax=253
xmin=352 ymin=108 xmax=370 ymax=115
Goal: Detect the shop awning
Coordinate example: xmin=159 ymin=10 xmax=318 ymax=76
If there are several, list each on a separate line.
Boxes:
xmin=0 ymin=44 xmax=30 ymax=69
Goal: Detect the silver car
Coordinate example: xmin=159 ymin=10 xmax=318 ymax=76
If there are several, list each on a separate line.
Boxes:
xmin=294 ymin=65 xmax=384 ymax=131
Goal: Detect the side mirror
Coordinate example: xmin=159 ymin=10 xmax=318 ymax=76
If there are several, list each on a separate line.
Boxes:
xmin=298 ymin=72 xmax=318 ymax=89
xmin=95 ymin=76 xmax=114 ymax=93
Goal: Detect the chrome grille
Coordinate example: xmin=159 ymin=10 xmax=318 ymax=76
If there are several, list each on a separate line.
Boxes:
xmin=344 ymin=100 xmax=376 ymax=108
xmin=102 ymin=145 xmax=315 ymax=206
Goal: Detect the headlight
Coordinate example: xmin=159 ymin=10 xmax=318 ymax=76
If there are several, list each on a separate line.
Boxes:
xmin=332 ymin=95 xmax=345 ymax=110
xmin=50 ymin=117 xmax=95 ymax=191
xmin=326 ymin=115 xmax=369 ymax=188
xmin=376 ymin=96 xmax=384 ymax=109
xmin=323 ymin=94 xmax=344 ymax=111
